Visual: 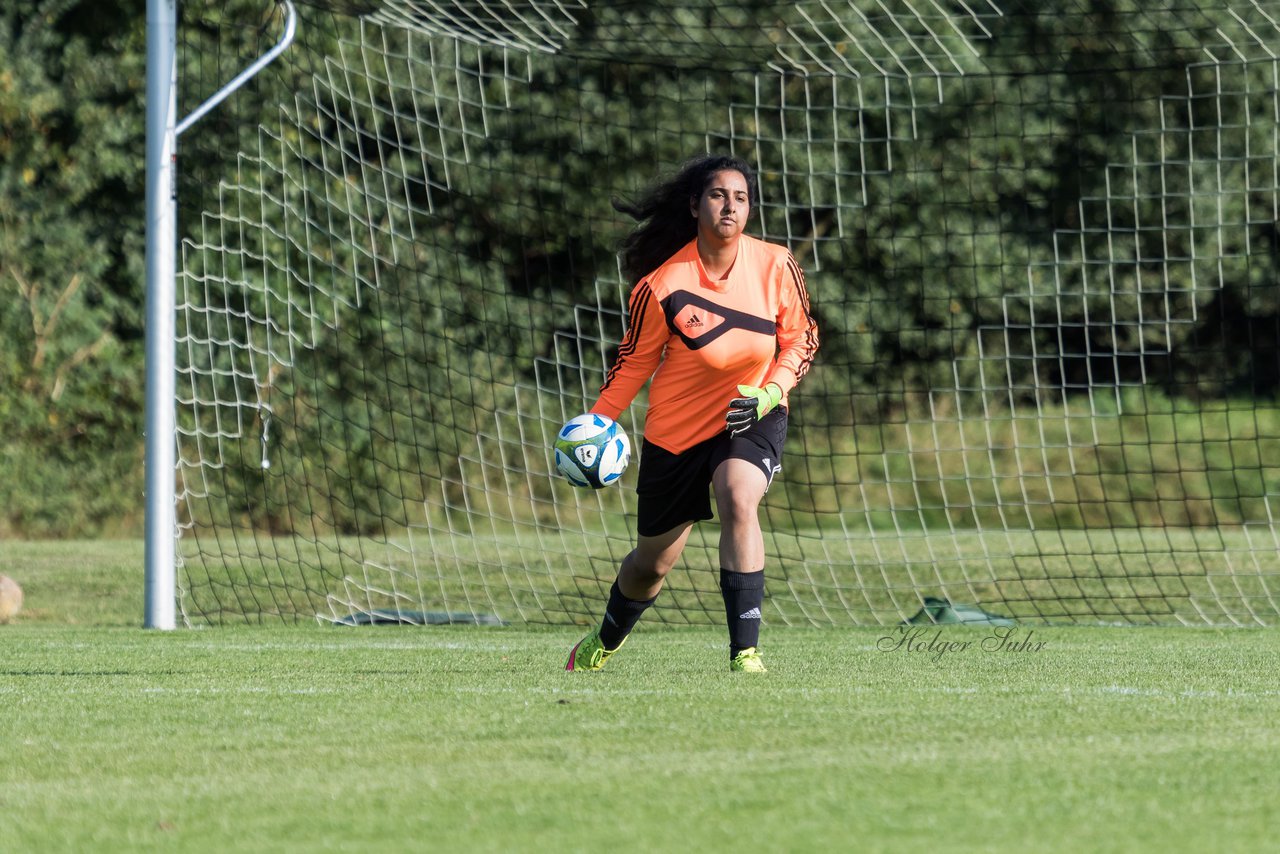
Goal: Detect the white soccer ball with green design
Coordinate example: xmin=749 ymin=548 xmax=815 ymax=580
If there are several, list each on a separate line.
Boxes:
xmin=554 ymin=414 xmax=631 ymax=489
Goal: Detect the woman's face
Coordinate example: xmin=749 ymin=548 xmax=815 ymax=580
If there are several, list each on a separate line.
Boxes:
xmin=691 ymin=169 xmax=750 ymax=243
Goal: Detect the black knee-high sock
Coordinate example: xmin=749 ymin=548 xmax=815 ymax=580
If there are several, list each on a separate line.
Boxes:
xmin=598 ymin=580 xmax=656 ymax=650
xmin=720 ymin=568 xmax=765 ymax=657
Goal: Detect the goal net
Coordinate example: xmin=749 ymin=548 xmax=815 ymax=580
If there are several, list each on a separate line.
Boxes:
xmin=173 ymin=0 xmax=1280 ymax=626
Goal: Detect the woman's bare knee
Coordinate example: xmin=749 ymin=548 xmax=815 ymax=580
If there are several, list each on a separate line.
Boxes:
xmin=621 ymin=548 xmax=671 ymax=585
xmin=719 ymin=489 xmax=763 ymax=528
xmin=714 ymin=465 xmax=767 ymax=529
xmin=618 ymin=523 xmax=692 ymax=598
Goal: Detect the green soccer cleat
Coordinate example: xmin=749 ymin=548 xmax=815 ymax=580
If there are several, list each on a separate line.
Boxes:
xmin=729 ymin=647 xmax=767 ymax=673
xmin=565 ymin=628 xmax=626 ymax=671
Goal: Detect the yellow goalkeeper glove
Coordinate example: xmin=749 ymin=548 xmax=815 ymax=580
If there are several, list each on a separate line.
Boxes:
xmin=725 ymin=382 xmax=783 ymax=437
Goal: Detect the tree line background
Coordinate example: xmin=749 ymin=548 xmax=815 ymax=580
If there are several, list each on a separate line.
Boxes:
xmin=4 ymin=0 xmax=1280 ymax=537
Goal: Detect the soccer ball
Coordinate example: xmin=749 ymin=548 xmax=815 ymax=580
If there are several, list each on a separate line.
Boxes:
xmin=554 ymin=413 xmax=631 ymax=489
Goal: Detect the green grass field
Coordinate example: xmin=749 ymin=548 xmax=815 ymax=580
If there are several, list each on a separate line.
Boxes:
xmin=2 ymin=541 xmax=1278 ymax=851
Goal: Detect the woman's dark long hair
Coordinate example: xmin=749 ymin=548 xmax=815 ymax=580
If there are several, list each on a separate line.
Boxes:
xmin=612 ymin=154 xmax=758 ymax=284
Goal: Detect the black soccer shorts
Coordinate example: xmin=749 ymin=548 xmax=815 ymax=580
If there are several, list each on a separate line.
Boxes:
xmin=634 ymin=407 xmax=788 ymax=538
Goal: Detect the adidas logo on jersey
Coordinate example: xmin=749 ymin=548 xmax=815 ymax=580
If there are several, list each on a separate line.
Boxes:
xmin=684 ymin=313 xmax=703 ymax=328
xmin=739 ymin=607 xmax=762 ymax=620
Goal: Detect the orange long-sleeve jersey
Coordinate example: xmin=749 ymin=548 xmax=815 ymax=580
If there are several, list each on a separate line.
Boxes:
xmin=591 ymin=235 xmax=819 ymax=454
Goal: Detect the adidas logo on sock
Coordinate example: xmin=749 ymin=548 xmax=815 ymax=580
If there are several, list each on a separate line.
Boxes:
xmin=739 ymin=607 xmax=762 ymax=620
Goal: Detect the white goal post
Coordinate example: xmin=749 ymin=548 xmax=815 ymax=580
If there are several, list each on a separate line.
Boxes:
xmin=145 ymin=0 xmax=296 ymax=628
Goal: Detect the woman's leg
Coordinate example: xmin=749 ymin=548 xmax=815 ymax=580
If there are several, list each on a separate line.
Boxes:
xmin=597 ymin=521 xmax=695 ymax=649
xmin=712 ymin=459 xmax=769 ymax=572
xmin=712 ymin=459 xmax=769 ymax=667
xmin=617 ymin=521 xmax=695 ymax=600
xmin=567 ymin=522 xmax=694 ymax=670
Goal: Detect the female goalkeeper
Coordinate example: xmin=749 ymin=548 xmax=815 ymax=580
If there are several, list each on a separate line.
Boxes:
xmin=566 ymin=154 xmax=819 ymax=673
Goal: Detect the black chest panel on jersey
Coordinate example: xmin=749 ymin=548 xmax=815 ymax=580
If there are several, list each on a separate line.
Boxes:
xmin=659 ymin=290 xmax=775 ymax=351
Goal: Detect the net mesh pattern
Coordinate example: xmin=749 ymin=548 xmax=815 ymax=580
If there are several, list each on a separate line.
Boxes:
xmin=174 ymin=0 xmax=1280 ymax=626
